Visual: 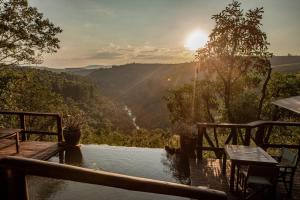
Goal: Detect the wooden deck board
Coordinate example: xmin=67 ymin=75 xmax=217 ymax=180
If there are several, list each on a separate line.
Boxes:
xmin=0 ymin=139 xmax=61 ymax=160
xmin=189 ymin=158 xmax=300 ymax=200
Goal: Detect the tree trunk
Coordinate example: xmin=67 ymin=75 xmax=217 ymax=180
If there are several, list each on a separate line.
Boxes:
xmin=257 ymin=64 xmax=272 ymax=119
xmin=224 ymin=82 xmax=234 ymax=122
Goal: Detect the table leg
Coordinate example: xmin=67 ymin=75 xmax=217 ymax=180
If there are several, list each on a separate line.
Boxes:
xmin=15 ymin=132 xmax=20 ymax=153
xmin=229 ymin=161 xmax=236 ymax=192
xmin=222 ymin=153 xmax=227 ymax=175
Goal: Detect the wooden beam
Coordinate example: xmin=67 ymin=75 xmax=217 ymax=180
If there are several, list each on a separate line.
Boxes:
xmin=0 ymin=111 xmax=60 ymax=117
xmin=19 ymin=114 xmax=26 ymax=141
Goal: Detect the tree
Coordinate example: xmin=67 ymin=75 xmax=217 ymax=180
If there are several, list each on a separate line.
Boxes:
xmin=195 ymin=0 xmax=272 ymax=122
xmin=165 ymin=80 xmax=217 ymax=124
xmin=0 ymin=0 xmax=62 ymax=65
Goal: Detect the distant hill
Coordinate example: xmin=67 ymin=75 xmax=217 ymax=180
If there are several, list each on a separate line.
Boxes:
xmin=271 ymin=56 xmax=300 ymax=73
xmin=65 ymin=65 xmax=112 ymax=76
xmin=26 ymin=65 xmax=111 ymax=76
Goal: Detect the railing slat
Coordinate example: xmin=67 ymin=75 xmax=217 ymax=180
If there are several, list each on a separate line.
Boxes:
xmin=0 ymin=111 xmax=63 ymax=143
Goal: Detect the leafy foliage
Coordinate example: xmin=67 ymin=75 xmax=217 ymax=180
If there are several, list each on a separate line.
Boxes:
xmin=0 ymin=66 xmax=135 ymax=134
xmin=196 ymin=0 xmax=272 ymax=122
xmin=0 ymin=0 xmax=62 ymax=65
xmin=82 ymin=128 xmax=171 ymax=148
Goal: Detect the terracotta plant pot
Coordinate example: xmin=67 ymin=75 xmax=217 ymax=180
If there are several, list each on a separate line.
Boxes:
xmin=63 ymin=129 xmax=81 ymax=146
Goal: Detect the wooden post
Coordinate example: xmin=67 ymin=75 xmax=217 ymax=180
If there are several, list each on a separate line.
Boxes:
xmin=222 ymin=152 xmax=227 ymax=175
xmin=59 ymin=149 xmax=64 ymax=164
xmin=6 ymin=169 xmax=28 ymax=200
xmin=244 ymin=128 xmax=251 ymax=146
xmin=231 ymin=128 xmax=237 ymax=145
xmin=19 ymin=114 xmax=26 ymax=141
xmin=255 ymin=126 xmax=265 ymax=147
xmin=57 ymin=115 xmax=63 ymax=143
xmin=197 ymin=127 xmax=204 ymax=160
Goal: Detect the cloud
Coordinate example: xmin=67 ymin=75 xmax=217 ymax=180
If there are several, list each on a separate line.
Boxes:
xmin=89 ymin=51 xmax=123 ymax=60
xmin=84 ymin=7 xmax=115 ymax=17
xmin=86 ymin=43 xmax=194 ymax=62
xmin=95 ymin=8 xmax=115 ymax=16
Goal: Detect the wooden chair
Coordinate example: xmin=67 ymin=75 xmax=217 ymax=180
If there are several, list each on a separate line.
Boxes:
xmin=238 ymin=165 xmax=279 ymax=200
xmin=276 ymin=148 xmax=298 ymax=197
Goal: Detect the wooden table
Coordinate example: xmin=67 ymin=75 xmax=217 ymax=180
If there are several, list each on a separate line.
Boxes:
xmin=0 ymin=128 xmax=22 ymax=153
xmin=224 ymin=145 xmax=278 ymax=192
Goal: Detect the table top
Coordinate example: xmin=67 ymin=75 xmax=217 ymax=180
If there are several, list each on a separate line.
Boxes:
xmin=224 ymin=145 xmax=278 ymax=165
xmin=0 ymin=128 xmax=22 ymax=139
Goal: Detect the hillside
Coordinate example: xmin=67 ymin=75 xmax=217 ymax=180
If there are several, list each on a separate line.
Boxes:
xmin=0 ymin=66 xmax=135 ymax=135
xmin=86 ymin=56 xmax=300 ymax=129
xmin=88 ymin=63 xmax=197 ymax=129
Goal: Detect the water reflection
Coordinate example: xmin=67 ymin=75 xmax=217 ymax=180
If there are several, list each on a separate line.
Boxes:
xmin=29 ymin=145 xmax=190 ymax=200
xmin=162 ymin=150 xmax=191 ymax=185
xmin=63 ymin=146 xmax=83 ymax=166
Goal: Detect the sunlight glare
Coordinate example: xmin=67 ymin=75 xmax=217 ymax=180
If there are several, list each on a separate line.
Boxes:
xmin=184 ymin=30 xmax=208 ymax=51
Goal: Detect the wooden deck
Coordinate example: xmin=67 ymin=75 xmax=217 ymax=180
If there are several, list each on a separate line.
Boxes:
xmin=0 ymin=139 xmax=61 ymax=160
xmin=189 ymin=158 xmax=300 ymax=200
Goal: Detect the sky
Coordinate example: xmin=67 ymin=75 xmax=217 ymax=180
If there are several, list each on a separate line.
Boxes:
xmin=29 ymin=0 xmax=300 ymax=68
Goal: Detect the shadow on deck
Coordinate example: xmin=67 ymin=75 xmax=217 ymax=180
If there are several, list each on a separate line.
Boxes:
xmin=189 ymin=158 xmax=300 ymax=200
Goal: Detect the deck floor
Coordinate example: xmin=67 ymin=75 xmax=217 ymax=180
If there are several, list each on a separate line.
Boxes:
xmin=0 ymin=139 xmax=61 ymax=160
xmin=189 ymin=158 xmax=300 ymax=200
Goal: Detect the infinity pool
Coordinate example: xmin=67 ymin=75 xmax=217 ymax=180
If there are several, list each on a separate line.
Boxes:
xmin=28 ymin=145 xmax=191 ymax=200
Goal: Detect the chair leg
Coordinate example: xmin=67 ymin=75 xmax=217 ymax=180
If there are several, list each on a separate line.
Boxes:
xmin=288 ymin=172 xmax=295 ymax=197
xmin=243 ymin=183 xmax=247 ymax=200
xmin=236 ymin=165 xmax=240 ymax=191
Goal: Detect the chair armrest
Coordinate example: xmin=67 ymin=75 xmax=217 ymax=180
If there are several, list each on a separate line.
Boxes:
xmin=272 ymin=155 xmax=281 ymax=162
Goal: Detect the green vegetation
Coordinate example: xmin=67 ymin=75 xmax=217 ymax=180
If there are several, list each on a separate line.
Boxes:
xmin=0 ymin=66 xmax=174 ymax=147
xmin=82 ymin=128 xmax=173 ymax=148
xmin=0 ymin=66 xmax=131 ymax=136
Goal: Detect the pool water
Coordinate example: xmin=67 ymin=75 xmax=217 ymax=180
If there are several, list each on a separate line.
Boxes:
xmin=28 ymin=145 xmax=191 ymax=200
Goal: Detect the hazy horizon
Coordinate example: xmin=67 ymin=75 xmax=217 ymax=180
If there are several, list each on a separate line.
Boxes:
xmin=29 ymin=0 xmax=300 ymax=68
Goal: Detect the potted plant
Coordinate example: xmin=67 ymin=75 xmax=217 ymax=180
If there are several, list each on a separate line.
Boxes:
xmin=172 ymin=121 xmax=197 ymax=157
xmin=63 ymin=112 xmax=85 ymax=146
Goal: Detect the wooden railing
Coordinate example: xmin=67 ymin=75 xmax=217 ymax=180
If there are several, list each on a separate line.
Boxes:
xmin=0 ymin=156 xmax=227 ymax=200
xmin=0 ymin=111 xmax=63 ymax=143
xmin=196 ymin=120 xmax=300 ymax=160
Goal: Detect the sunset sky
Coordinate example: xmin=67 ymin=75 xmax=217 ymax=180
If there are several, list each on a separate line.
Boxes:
xmin=29 ymin=0 xmax=300 ymax=68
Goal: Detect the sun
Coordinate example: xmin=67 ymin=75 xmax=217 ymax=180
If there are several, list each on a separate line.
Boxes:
xmin=184 ymin=30 xmax=208 ymax=51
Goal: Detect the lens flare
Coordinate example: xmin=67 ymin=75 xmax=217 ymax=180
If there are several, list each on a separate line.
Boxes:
xmin=184 ymin=30 xmax=208 ymax=51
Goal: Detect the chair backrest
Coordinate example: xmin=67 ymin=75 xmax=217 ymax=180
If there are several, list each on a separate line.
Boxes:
xmin=247 ymin=165 xmax=279 ymax=184
xmin=281 ymin=148 xmax=298 ymax=167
